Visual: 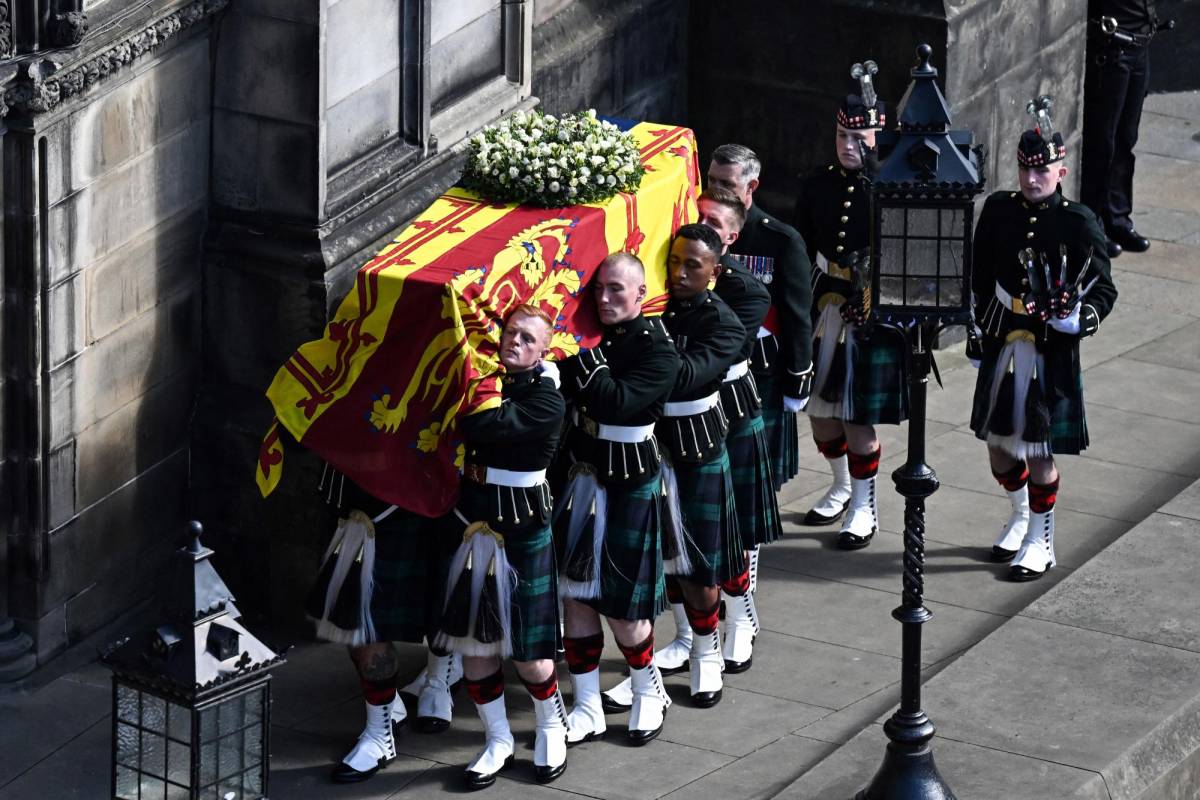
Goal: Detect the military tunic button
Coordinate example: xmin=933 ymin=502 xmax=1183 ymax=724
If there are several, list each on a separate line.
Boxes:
xmin=843 ymin=201 xmax=852 ymax=209
xmin=604 ymin=340 xmax=612 ymax=345
xmin=1029 ymin=217 xmax=1037 ymax=224
xmin=840 ymin=215 xmax=849 ymax=223
xmin=847 ymin=186 xmax=855 ymax=193
xmin=1025 ymin=232 xmax=1035 ymax=239
xmin=837 ymin=231 xmax=846 ymax=238
xmin=836 ymin=245 xmax=845 ymax=253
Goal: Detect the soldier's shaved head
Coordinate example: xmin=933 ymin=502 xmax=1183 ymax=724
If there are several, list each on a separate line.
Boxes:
xmin=595 ymin=252 xmax=647 ymax=325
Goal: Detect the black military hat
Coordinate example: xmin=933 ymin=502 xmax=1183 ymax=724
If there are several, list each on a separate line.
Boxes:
xmin=837 ymin=60 xmax=886 ymax=130
xmin=1017 ymin=94 xmax=1066 ymax=167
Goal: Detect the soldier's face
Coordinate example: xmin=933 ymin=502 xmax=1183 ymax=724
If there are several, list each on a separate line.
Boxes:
xmin=697 ymin=199 xmax=741 ymax=254
xmin=667 ymin=237 xmax=718 ymax=300
xmin=836 ymin=124 xmax=876 ymax=170
xmin=707 ymin=161 xmax=758 ymax=208
xmin=500 ymin=313 xmax=551 ymax=372
xmin=594 ymin=261 xmax=646 ymax=325
xmin=1019 ymin=164 xmax=1067 ymax=203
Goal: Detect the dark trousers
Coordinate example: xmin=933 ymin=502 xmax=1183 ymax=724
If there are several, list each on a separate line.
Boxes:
xmin=1081 ymin=41 xmax=1150 ymax=236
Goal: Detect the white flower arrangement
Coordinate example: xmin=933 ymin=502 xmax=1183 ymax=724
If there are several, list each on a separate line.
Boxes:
xmin=462 ymin=109 xmax=645 ymax=207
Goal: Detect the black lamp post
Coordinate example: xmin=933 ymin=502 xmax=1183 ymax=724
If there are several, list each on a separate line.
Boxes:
xmin=857 ymin=44 xmax=984 ymax=800
xmin=102 ymin=522 xmax=286 ymax=800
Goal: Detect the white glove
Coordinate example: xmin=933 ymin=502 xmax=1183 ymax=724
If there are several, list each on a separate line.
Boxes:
xmin=969 ymin=358 xmax=981 ymax=369
xmin=783 ymin=395 xmax=808 ymax=412
xmin=1048 ymin=306 xmax=1081 ymax=335
xmin=538 ymin=360 xmax=561 ymax=389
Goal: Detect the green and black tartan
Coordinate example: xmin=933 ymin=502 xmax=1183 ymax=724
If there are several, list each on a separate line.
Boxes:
xmin=847 ymin=325 xmax=909 ymax=426
xmin=498 ymin=521 xmax=561 ymax=662
xmin=751 ymin=368 xmax=800 ymax=489
xmin=725 ymin=410 xmax=782 ymax=550
xmin=367 ymin=508 xmax=456 ymax=644
xmin=969 ymin=349 xmax=1090 ymax=455
xmin=671 ymin=447 xmax=746 ymax=587
xmin=555 ymin=474 xmax=668 ymax=622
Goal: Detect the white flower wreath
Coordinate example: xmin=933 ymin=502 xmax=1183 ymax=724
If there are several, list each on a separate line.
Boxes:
xmin=462 ymin=109 xmax=645 ymax=207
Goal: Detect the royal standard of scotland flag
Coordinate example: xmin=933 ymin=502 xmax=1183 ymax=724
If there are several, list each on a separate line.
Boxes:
xmin=258 ymin=122 xmax=701 ymax=516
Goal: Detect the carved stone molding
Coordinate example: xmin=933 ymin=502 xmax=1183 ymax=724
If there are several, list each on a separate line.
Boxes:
xmin=49 ymin=11 xmax=89 ymax=49
xmin=2 ymin=0 xmax=228 ymax=117
xmin=0 ymin=0 xmax=13 ymax=61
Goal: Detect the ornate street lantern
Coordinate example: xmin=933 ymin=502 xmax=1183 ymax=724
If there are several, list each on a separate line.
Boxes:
xmin=869 ymin=44 xmax=985 ymax=326
xmin=102 ymin=522 xmax=285 ymax=800
xmin=857 ymin=44 xmax=984 ymax=800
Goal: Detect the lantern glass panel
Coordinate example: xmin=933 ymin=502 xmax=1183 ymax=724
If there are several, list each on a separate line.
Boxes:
xmin=167 ymin=740 xmax=191 ymax=786
xmin=116 ymin=765 xmax=139 ymax=799
xmin=220 ymin=775 xmax=242 ymax=799
xmin=200 ymin=742 xmax=217 ymax=787
xmin=117 ymin=684 xmax=140 ymax=723
xmin=116 ymin=722 xmax=139 ymax=767
xmin=141 ymin=729 xmax=166 ymax=777
xmin=244 ymin=764 xmax=264 ymax=795
xmin=200 ymin=706 xmax=218 ymax=743
xmin=243 ymin=727 xmax=263 ymax=767
xmin=219 ymin=694 xmax=245 ymax=733
xmin=219 ymin=728 xmax=245 ymax=779
xmin=142 ymin=693 xmax=167 ymax=734
xmin=167 ymin=784 xmax=190 ymax=800
xmin=139 ymin=772 xmax=166 ymax=799
xmin=167 ymin=701 xmax=191 ymax=743
xmin=244 ymin=688 xmax=264 ymax=725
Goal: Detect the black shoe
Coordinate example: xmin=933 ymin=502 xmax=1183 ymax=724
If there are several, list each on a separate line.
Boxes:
xmin=331 ymin=756 xmax=392 ymax=784
xmin=464 ymin=755 xmax=514 ymax=790
xmin=690 ymin=688 xmax=723 ymax=709
xmin=1105 ymin=238 xmax=1123 ymax=259
xmin=534 ymin=761 xmax=567 ymax=784
xmin=991 ymin=546 xmax=1017 ymax=563
xmin=601 ymin=694 xmax=631 ymax=714
xmin=1008 ymin=564 xmax=1048 ymax=582
xmin=415 ymin=715 xmax=450 ymax=734
xmin=627 ymin=722 xmax=664 ymax=746
xmin=724 ymin=656 xmax=752 ymax=674
xmin=837 ymin=529 xmax=875 ymax=550
xmin=659 ymin=661 xmax=689 ymax=677
xmin=566 ymin=728 xmax=607 ymax=746
xmin=1111 ymin=228 xmax=1150 ymax=253
xmin=803 ymin=499 xmax=850 ymax=526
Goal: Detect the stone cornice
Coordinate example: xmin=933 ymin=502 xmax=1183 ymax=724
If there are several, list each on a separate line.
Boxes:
xmin=1 ymin=0 xmax=227 ymax=118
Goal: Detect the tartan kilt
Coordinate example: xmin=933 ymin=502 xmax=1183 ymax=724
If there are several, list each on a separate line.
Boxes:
xmin=367 ymin=509 xmax=455 ymax=644
xmin=500 ymin=521 xmax=561 ymax=662
xmin=725 ymin=410 xmax=782 ymax=550
xmin=969 ymin=345 xmax=1089 ymax=456
xmin=751 ymin=368 xmax=800 ymax=489
xmin=808 ymin=313 xmax=909 ymax=426
xmin=669 ymin=447 xmax=746 ymax=587
xmin=553 ymin=474 xmax=668 ymax=622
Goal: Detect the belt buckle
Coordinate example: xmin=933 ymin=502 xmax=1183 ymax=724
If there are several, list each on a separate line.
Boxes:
xmin=464 ymin=463 xmax=487 ymax=484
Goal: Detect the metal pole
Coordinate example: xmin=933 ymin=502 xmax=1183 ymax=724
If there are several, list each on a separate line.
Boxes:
xmin=858 ymin=322 xmax=956 ymax=800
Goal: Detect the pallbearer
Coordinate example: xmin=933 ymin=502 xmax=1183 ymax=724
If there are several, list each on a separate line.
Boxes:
xmin=709 ymin=144 xmax=814 ymax=493
xmin=655 ymin=223 xmax=746 ymax=707
xmin=554 ymin=253 xmax=680 ymax=746
xmin=431 ymin=305 xmax=569 ymax=788
xmin=969 ymin=97 xmax=1117 ymax=581
xmin=793 ymin=61 xmax=908 ymax=550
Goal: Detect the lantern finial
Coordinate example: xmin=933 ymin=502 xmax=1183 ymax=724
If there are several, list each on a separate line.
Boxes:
xmin=914 ymin=43 xmax=935 ymax=76
xmin=188 ymin=520 xmax=204 ymax=554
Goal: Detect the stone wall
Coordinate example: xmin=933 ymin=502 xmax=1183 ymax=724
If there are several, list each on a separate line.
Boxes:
xmin=689 ymin=0 xmax=1087 ymax=217
xmin=2 ymin=8 xmax=217 ymax=668
xmin=532 ymin=0 xmax=689 ymax=123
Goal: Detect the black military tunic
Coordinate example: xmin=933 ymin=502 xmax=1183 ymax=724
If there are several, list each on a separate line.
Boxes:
xmin=970 ymin=190 xmax=1118 ymax=454
xmin=729 ymin=204 xmax=814 ymax=391
xmin=794 ymin=163 xmax=908 ymax=426
xmin=447 ymin=366 xmax=565 ymax=661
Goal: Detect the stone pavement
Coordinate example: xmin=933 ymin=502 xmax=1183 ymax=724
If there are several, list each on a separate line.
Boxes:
xmin=2 ymin=91 xmax=1199 ymax=800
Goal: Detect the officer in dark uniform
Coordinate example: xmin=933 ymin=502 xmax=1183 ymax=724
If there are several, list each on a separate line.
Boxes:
xmin=1082 ymin=0 xmax=1163 ymax=257
xmin=435 ymin=305 xmax=569 ymax=788
xmin=708 ymin=143 xmax=814 ymax=494
xmin=793 ymin=72 xmax=908 ymax=551
xmin=656 ymin=223 xmax=745 ymax=708
xmin=554 ymin=252 xmax=680 ymax=746
xmin=969 ymin=107 xmax=1118 ymax=582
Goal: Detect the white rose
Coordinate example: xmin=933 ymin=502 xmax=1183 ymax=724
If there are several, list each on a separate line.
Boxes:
xmin=606 ymin=174 xmax=616 ymax=186
xmin=509 ymin=166 xmax=520 ymax=178
xmin=590 ymin=155 xmax=604 ymax=166
xmin=549 ymin=181 xmax=561 ymax=193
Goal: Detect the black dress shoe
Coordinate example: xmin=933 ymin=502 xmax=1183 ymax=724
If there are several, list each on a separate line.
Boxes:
xmin=415 ymin=715 xmax=450 ymax=734
xmin=690 ymin=689 xmax=722 ymax=709
xmin=331 ymin=756 xmax=391 ymax=784
xmin=626 ymin=722 xmax=664 ymax=746
xmin=1106 ymin=238 xmax=1122 ymax=259
xmin=723 ymin=655 xmax=753 ymax=674
xmin=601 ymin=694 xmax=631 ymax=714
xmin=1112 ymin=228 xmax=1150 ymax=253
xmin=659 ymin=661 xmax=689 ymax=677
xmin=991 ymin=545 xmax=1018 ymax=563
xmin=464 ymin=755 xmax=514 ymax=790
xmin=803 ymin=499 xmax=850 ymax=526
xmin=534 ymin=761 xmax=567 ymax=783
xmin=566 ymin=728 xmax=607 ymax=746
xmin=837 ymin=529 xmax=875 ymax=550
xmin=1008 ymin=564 xmax=1048 ymax=582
